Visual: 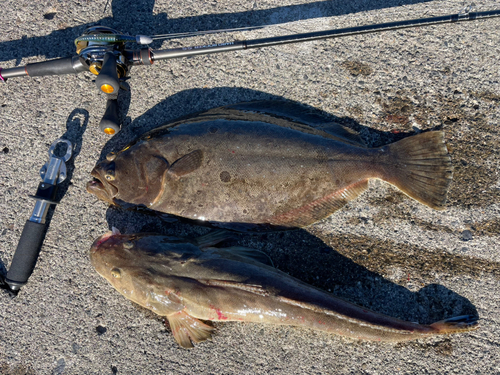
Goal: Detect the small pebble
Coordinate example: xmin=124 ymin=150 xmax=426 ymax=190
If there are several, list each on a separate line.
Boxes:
xmin=461 ymin=230 xmax=473 ymax=241
xmin=96 ymin=325 xmax=107 ymax=335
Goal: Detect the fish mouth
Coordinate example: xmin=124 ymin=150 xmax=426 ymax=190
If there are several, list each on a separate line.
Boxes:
xmin=87 ymin=177 xmax=104 ymax=190
xmin=86 ymin=169 xmax=118 ymax=205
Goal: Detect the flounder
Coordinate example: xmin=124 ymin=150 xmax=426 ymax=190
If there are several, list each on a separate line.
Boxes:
xmin=87 ymin=101 xmax=452 ymax=228
xmin=90 ymin=229 xmax=478 ymax=348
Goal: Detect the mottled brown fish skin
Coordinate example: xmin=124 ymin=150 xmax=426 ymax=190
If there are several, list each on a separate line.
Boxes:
xmin=90 ymin=231 xmax=477 ymax=348
xmin=87 ymin=105 xmax=452 ymax=227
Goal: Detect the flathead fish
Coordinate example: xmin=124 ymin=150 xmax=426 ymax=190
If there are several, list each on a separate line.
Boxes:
xmin=90 ymin=229 xmax=477 ymax=348
xmin=87 ymin=102 xmax=452 ymax=228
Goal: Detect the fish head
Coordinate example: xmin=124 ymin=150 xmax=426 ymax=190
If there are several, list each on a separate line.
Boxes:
xmin=90 ymin=229 xmax=205 ymax=315
xmin=90 ymin=229 xmax=198 ymax=286
xmin=86 ymin=145 xmax=169 ymax=206
xmin=90 ymin=229 xmax=184 ymax=311
xmin=89 ymin=228 xmax=144 ymax=289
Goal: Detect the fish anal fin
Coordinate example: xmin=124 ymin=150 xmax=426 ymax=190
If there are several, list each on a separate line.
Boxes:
xmin=168 ymin=150 xmax=203 ymax=178
xmin=166 ymin=310 xmax=215 ymax=349
xmin=270 ymin=179 xmax=369 ymax=227
xmin=198 ymin=279 xmax=269 ymax=296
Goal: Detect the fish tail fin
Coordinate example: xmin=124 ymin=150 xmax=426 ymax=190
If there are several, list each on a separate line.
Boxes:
xmin=430 ymin=315 xmax=479 ymax=334
xmin=382 ymin=131 xmax=452 ymax=209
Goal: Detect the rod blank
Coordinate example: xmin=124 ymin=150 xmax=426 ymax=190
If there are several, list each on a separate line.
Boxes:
xmin=150 ymin=10 xmax=500 ymax=62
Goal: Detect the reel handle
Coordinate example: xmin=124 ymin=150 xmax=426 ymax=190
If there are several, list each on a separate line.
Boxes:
xmin=99 ymin=98 xmax=121 ymax=135
xmin=95 ymin=52 xmax=120 ymax=95
xmin=95 ymin=52 xmax=122 ymax=134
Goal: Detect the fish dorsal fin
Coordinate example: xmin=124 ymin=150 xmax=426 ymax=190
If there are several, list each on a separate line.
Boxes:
xmin=168 ymin=150 xmax=203 ymax=178
xmin=200 ymin=102 xmax=365 ymax=145
xmin=318 ymin=122 xmax=366 ymax=147
xmin=166 ymin=311 xmax=215 ymax=349
xmin=270 ymin=179 xmax=369 ymax=227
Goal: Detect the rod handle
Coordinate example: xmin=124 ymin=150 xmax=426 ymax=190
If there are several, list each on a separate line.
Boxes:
xmin=5 ymin=221 xmax=47 ymax=290
xmin=25 ymin=56 xmax=86 ymax=76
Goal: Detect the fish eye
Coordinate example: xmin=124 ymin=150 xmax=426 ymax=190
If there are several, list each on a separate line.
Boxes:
xmin=105 ymin=170 xmax=115 ymax=181
xmin=111 ymin=268 xmax=121 ymax=278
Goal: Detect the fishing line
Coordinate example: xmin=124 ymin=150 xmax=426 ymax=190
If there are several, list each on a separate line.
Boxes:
xmin=146 ymin=1 xmax=492 ymax=44
xmin=82 ymin=2 xmax=496 ymax=49
xmin=149 ymin=25 xmax=269 ymax=41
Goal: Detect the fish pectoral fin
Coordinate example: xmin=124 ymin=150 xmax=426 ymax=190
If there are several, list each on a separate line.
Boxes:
xmin=215 ymin=246 xmax=274 ymax=267
xmin=168 ymin=150 xmax=204 ymax=178
xmin=195 ymin=229 xmax=235 ymax=249
xmin=198 ymin=279 xmax=270 ymax=296
xmin=166 ymin=311 xmax=215 ymax=349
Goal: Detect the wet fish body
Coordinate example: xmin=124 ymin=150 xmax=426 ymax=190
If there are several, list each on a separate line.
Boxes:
xmin=87 ymin=102 xmax=452 ymax=228
xmin=90 ymin=230 xmax=478 ymax=348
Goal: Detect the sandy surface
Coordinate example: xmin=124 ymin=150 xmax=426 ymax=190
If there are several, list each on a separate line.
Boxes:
xmin=0 ymin=0 xmax=499 ymax=374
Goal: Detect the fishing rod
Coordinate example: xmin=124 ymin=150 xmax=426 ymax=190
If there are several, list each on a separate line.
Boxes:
xmin=1 ymin=7 xmax=499 ymax=135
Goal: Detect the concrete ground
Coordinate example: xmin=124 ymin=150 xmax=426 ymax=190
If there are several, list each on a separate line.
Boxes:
xmin=0 ymin=0 xmax=499 ymax=374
